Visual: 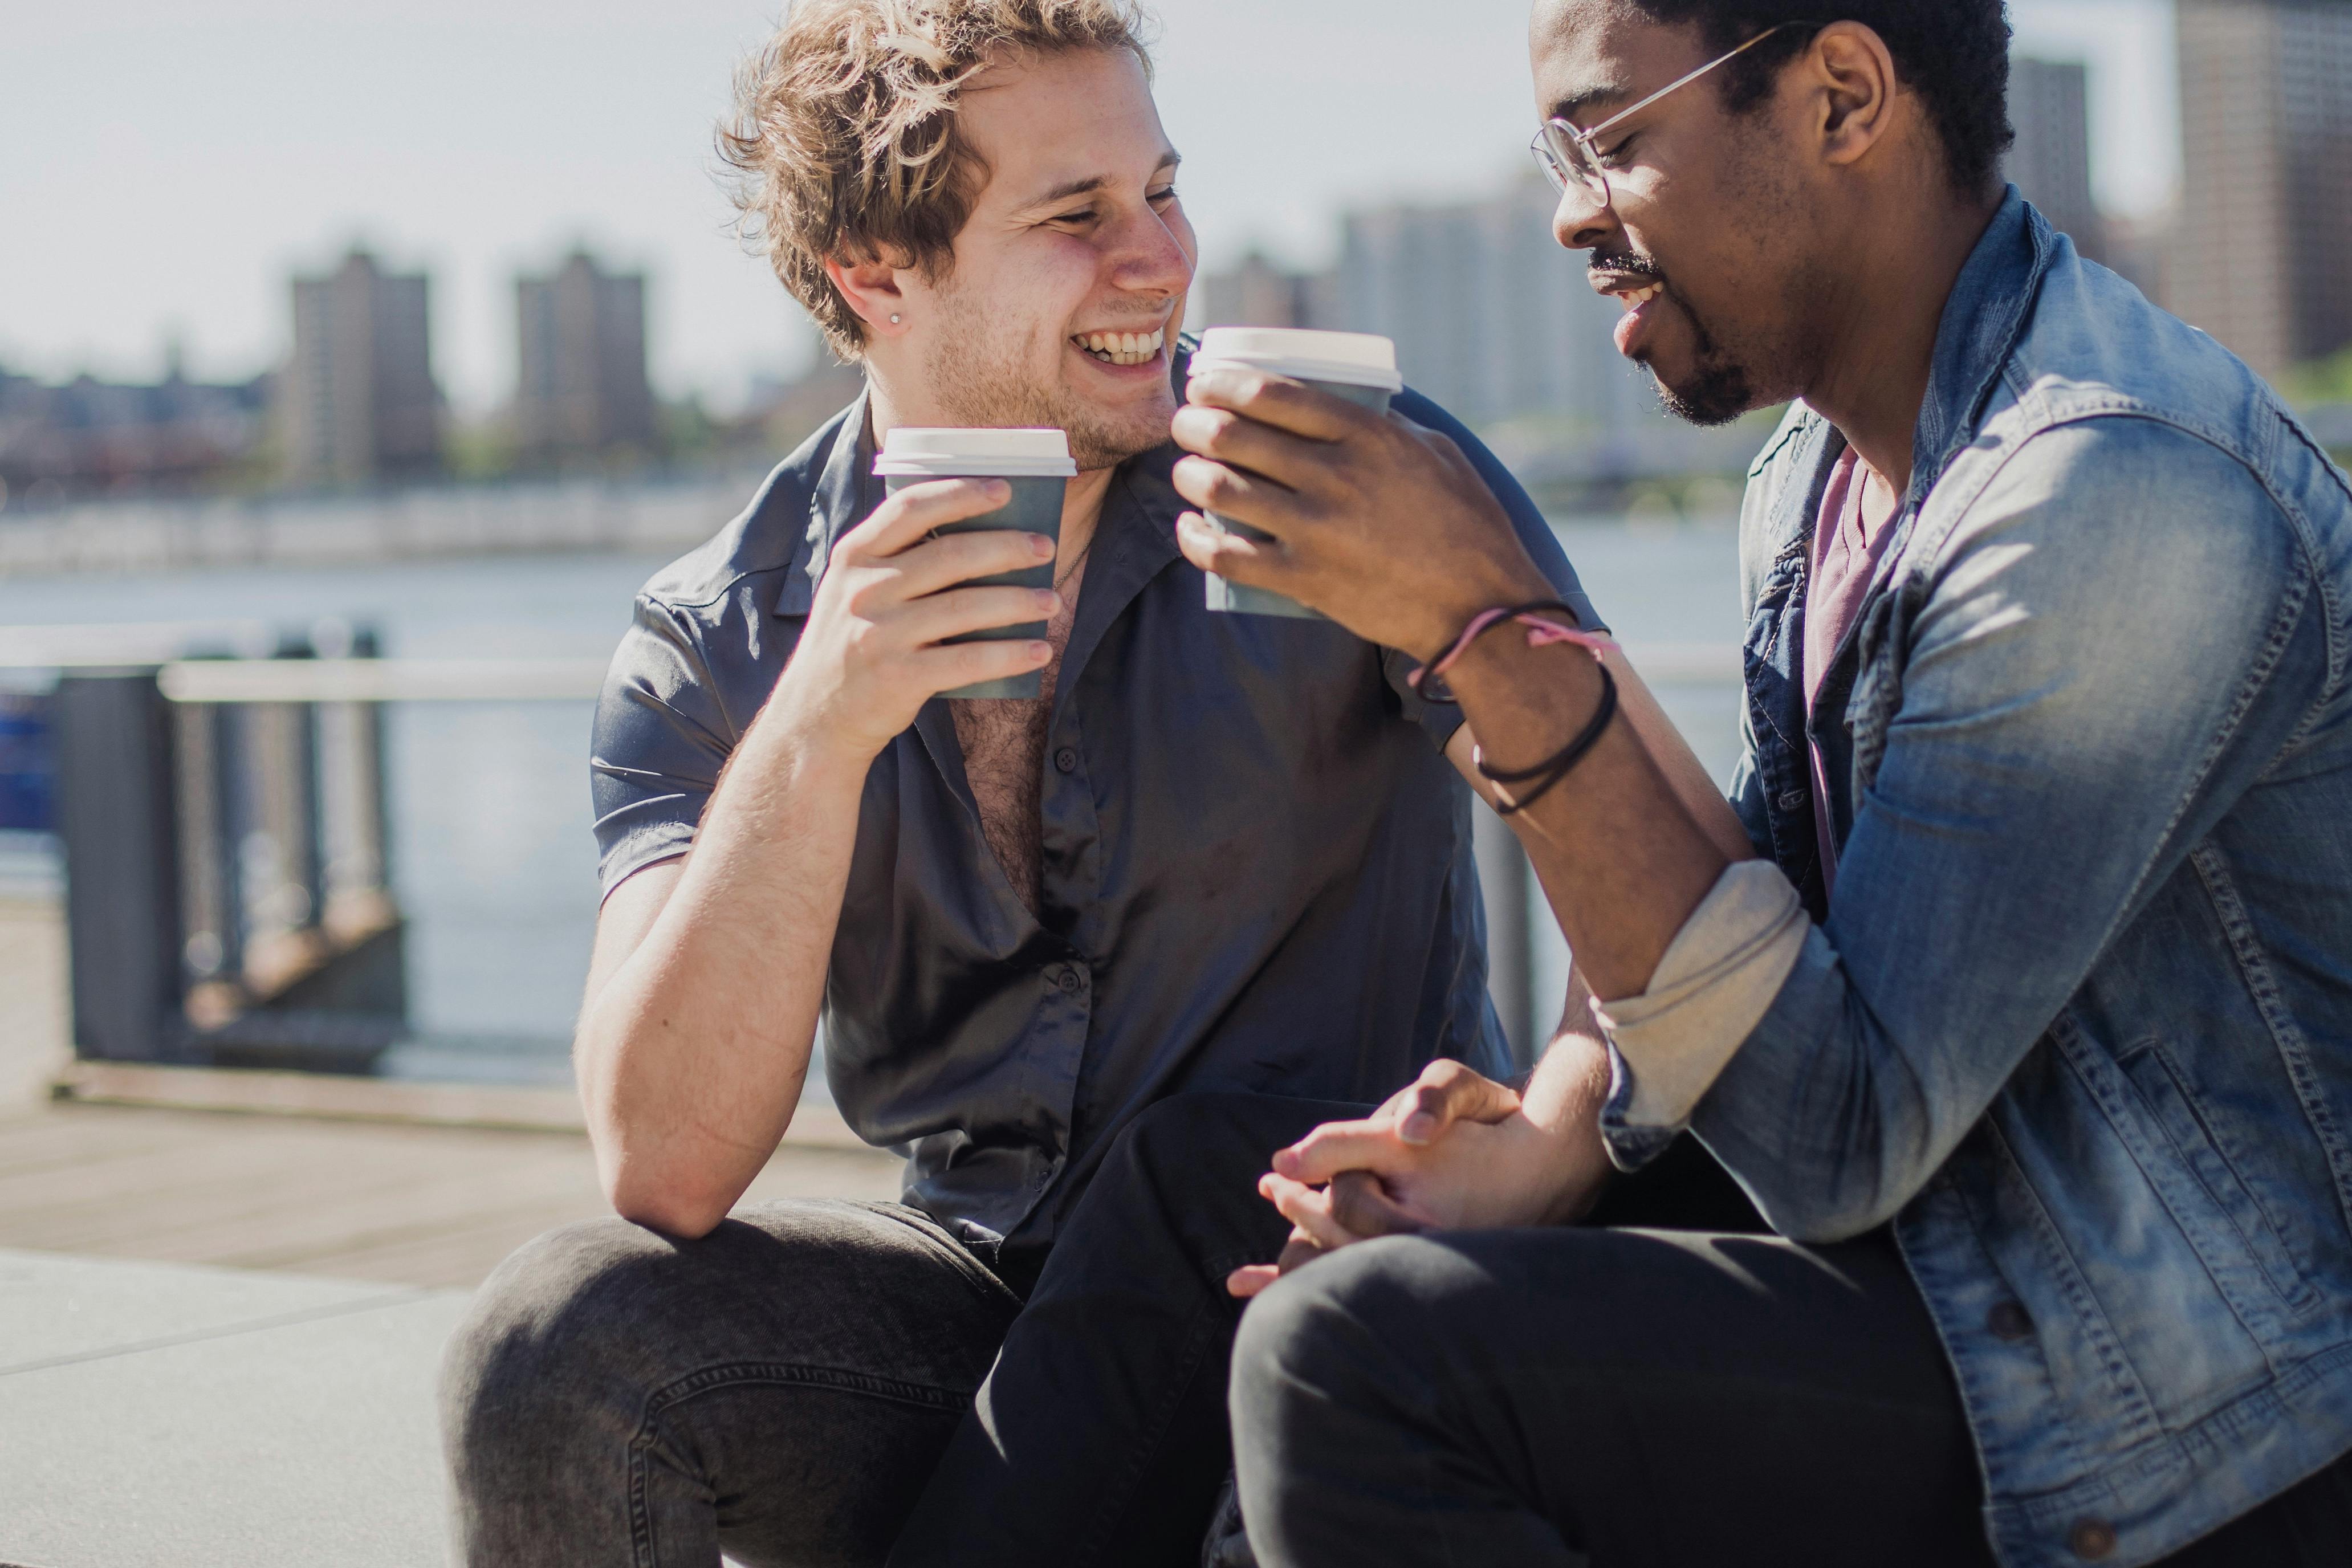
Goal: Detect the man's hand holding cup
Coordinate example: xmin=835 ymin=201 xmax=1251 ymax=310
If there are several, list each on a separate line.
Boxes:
xmin=1169 ymin=329 xmax=1553 ymax=659
xmin=775 ymin=427 xmax=1076 ymax=763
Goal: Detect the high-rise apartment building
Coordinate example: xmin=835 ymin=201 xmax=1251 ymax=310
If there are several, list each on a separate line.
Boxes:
xmin=1193 ymin=251 xmax=1327 ymax=332
xmin=2008 ymin=56 xmax=2106 ymax=264
xmin=279 ymin=249 xmax=440 ymax=486
xmin=2173 ymin=0 xmax=2352 ymax=380
xmin=1326 ymin=176 xmax=1655 ymax=435
xmin=514 ymin=250 xmax=656 ymax=464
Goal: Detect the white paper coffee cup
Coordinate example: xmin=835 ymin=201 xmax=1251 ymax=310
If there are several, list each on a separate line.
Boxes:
xmin=1187 ymin=329 xmax=1402 ymax=620
xmin=874 ymin=426 xmax=1079 ymax=479
xmin=874 ymin=427 xmax=1076 ymax=698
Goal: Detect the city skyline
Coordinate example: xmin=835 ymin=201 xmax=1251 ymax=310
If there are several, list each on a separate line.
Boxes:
xmin=3 ymin=1 xmax=2175 ymax=416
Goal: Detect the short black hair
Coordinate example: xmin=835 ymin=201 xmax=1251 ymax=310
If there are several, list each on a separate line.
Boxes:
xmin=1625 ymin=3 xmax=2015 ymax=194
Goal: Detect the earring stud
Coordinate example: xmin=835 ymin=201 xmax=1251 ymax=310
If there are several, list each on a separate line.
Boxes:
xmin=889 ymin=313 xmax=902 ymax=325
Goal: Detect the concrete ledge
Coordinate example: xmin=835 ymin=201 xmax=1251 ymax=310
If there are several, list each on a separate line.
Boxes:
xmin=52 ymin=1061 xmax=874 ymax=1151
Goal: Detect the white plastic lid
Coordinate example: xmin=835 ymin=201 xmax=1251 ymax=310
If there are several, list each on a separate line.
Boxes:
xmin=1189 ymin=327 xmax=1403 ymax=393
xmin=874 ymin=426 xmax=1077 ymax=478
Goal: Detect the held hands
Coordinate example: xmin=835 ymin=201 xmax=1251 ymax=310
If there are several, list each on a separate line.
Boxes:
xmin=1170 ymin=370 xmax=1551 ymax=661
xmin=774 ymin=479 xmax=1059 ymax=762
xmin=1226 ymin=1059 xmax=1590 ymax=1300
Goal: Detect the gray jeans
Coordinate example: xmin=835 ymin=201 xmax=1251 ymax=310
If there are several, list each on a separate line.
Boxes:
xmin=438 ymin=1199 xmax=1022 ymax=1567
xmin=439 ymin=1093 xmax=1347 ymax=1568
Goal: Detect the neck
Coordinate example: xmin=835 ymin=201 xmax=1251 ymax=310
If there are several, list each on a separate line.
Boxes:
xmin=1801 ymin=186 xmax=2001 ymax=493
xmin=864 ymin=361 xmax=1117 ymax=580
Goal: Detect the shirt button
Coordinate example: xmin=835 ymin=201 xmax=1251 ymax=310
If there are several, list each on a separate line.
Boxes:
xmin=1056 ymin=967 xmax=1083 ymax=995
xmin=1054 ymin=747 xmax=1079 ymax=773
xmin=1987 ymin=1301 xmax=2033 ymax=1342
xmin=1777 ymin=788 xmax=1809 ymax=811
xmin=2068 ymin=1519 xmax=2118 ymax=1560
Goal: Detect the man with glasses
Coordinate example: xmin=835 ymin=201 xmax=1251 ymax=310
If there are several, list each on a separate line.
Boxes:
xmin=1165 ymin=3 xmax=2352 ymax=1566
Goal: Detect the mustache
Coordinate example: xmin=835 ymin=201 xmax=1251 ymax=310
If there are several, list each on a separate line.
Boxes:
xmin=1588 ymin=249 xmax=1667 ymax=285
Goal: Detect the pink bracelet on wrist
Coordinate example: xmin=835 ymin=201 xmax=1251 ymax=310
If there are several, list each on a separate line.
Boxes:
xmin=1409 ymin=600 xmax=1618 ymax=702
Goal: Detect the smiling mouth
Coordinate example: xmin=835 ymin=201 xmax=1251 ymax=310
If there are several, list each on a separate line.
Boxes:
xmin=1595 ymin=274 xmax=1666 ymax=311
xmin=1073 ymin=327 xmax=1166 ymax=366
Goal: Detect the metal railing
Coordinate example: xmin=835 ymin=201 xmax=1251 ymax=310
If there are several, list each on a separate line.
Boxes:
xmin=27 ymin=637 xmax=604 ymax=1074
xmin=20 ymin=632 xmax=1740 ymax=1078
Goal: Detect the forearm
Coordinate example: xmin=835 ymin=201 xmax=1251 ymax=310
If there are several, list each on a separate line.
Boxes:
xmin=1609 ymin=653 xmax=1756 ymax=865
xmin=1455 ymin=636 xmax=1729 ymax=1001
xmin=1516 ymin=1017 xmax=1619 ymax=1222
xmin=576 ymin=683 xmax=867 ymax=1232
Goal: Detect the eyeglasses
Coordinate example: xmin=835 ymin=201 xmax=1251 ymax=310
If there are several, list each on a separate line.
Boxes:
xmin=1530 ymin=25 xmax=1794 ymax=201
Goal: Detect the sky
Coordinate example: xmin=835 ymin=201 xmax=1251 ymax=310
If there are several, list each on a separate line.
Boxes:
xmin=0 ymin=1 xmax=2178 ymax=415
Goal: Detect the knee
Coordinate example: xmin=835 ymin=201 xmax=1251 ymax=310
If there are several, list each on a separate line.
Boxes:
xmin=1231 ymin=1236 xmax=1473 ymax=1422
xmin=439 ymin=1217 xmax=669 ymax=1458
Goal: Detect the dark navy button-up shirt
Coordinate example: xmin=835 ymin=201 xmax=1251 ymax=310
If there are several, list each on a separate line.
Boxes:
xmin=591 ymin=356 xmax=1596 ymax=1247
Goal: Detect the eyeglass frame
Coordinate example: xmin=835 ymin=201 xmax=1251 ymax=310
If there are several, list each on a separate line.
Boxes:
xmin=1529 ymin=24 xmax=1801 ymax=201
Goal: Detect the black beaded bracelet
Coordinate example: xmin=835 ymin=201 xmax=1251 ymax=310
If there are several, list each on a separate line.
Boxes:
xmin=1480 ymin=660 xmax=1619 ymax=817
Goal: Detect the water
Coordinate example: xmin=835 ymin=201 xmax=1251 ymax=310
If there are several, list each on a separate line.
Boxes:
xmin=0 ymin=520 xmax=1747 ymax=1052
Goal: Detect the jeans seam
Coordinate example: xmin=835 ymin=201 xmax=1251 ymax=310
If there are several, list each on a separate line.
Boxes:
xmin=625 ymin=1361 xmax=973 ymax=1567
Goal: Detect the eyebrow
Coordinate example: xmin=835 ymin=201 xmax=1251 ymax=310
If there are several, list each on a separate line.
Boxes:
xmin=1546 ymin=83 xmax=1628 ymax=124
xmin=1015 ymin=150 xmax=1182 ymax=211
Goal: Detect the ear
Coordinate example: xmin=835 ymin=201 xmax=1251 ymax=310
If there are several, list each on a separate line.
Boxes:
xmin=1804 ymin=21 xmax=1901 ymax=171
xmin=824 ymin=251 xmax=910 ymax=339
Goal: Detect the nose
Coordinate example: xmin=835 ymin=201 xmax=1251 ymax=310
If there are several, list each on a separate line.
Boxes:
xmin=1551 ymin=182 xmax=1619 ymax=254
xmin=1109 ymin=202 xmax=1195 ymax=301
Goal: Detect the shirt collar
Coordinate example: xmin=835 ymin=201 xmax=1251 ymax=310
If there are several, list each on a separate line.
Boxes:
xmin=786 ymin=385 xmax=876 ymax=615
xmin=1905 ymin=185 xmax=2054 ymax=511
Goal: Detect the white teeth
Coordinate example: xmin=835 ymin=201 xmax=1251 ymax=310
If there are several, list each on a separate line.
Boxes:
xmin=1075 ymin=327 xmax=1166 ymax=366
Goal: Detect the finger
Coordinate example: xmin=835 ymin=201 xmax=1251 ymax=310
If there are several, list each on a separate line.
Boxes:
xmin=839 ymin=479 xmax=1014 ymax=561
xmin=1275 ymin=1234 xmax=1325 ymax=1274
xmin=1184 ymin=366 xmax=1378 ymax=443
xmin=893 ymin=584 xmax=1060 ymax=646
xmin=1170 ymin=454 xmax=1298 ymax=535
xmin=1262 ymin=1172 xmax=1362 ymax=1253
xmin=884 ymin=527 xmax=1059 ymax=601
xmin=1175 ymin=511 xmax=1289 ymax=592
xmin=1171 ymin=404 xmax=1339 ymax=494
xmin=1329 ymin=1171 xmax=1429 ymax=1238
xmin=908 ymin=635 xmax=1053 ymax=693
xmin=1274 ymin=1117 xmax=1413 ymax=1186
xmin=1396 ymin=1059 xmax=1523 ymax=1146
xmin=1226 ymin=1264 xmax=1281 ymax=1299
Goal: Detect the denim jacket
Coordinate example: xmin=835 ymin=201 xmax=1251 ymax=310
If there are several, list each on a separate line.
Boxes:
xmin=1691 ymin=191 xmax=2352 ymax=1566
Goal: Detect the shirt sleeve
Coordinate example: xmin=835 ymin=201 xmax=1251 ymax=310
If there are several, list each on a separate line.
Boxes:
xmin=590 ymin=593 xmax=738 ymax=900
xmin=1629 ymin=417 xmax=2313 ymax=1242
xmin=1381 ymin=387 xmax=1608 ymax=751
xmin=1590 ymin=860 xmax=1811 ymax=1170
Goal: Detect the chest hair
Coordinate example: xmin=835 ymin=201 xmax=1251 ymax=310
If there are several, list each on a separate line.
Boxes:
xmin=950 ymin=552 xmax=1088 ymax=916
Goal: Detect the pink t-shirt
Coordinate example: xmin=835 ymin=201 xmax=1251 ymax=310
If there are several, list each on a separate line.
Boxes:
xmin=1805 ymin=449 xmax=1899 ymax=898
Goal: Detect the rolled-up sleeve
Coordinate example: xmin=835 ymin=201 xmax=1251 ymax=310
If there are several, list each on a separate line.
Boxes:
xmin=1592 ymin=860 xmax=1810 ymax=1169
xmin=1622 ymin=418 xmax=2312 ymax=1241
xmin=590 ymin=594 xmax=738 ymax=899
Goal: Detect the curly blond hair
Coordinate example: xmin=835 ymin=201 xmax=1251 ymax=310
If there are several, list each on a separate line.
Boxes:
xmin=721 ymin=0 xmax=1156 ymax=361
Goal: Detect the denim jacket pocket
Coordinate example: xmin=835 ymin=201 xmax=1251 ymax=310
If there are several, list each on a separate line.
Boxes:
xmin=2114 ymin=1034 xmax=2323 ymax=1325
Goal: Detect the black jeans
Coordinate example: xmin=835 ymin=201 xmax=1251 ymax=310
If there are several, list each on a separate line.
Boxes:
xmin=1227 ymin=1150 xmax=2352 ymax=1568
xmin=439 ymin=1092 xmax=1342 ymax=1567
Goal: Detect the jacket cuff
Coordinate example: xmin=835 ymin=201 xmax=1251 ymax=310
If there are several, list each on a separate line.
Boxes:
xmin=1593 ymin=860 xmax=1809 ymax=1163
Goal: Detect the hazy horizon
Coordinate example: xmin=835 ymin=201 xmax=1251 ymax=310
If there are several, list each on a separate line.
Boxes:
xmin=3 ymin=1 xmax=2176 ymax=416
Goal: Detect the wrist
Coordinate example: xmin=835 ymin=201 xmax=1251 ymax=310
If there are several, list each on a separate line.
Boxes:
xmin=757 ymin=671 xmax=890 ymax=780
xmin=1413 ymin=565 xmax=1561 ymax=663
xmin=1444 ymin=621 xmax=1609 ymax=718
xmin=1488 ymin=1111 xmax=1602 ymax=1227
